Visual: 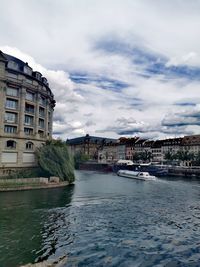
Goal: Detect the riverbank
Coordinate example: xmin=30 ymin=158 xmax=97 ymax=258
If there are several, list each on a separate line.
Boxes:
xmin=0 ymin=177 xmax=69 ymax=192
xmin=78 ymin=162 xmax=200 ymax=178
xmin=78 ymin=162 xmax=112 ymax=172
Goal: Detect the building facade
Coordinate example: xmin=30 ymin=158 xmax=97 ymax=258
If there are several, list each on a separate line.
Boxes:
xmin=162 ymin=138 xmax=183 ymax=159
xmin=182 ymin=135 xmax=200 ymax=154
xmin=0 ymin=51 xmax=55 ymax=175
xmin=67 ymin=134 xmax=117 ymax=160
xmin=98 ymin=143 xmax=118 ymax=164
xmin=151 ymin=140 xmax=164 ymax=163
xmin=125 ymin=137 xmax=139 ymax=160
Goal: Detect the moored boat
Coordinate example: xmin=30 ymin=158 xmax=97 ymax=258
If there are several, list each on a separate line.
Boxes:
xmin=113 ymin=162 xmax=169 ymax=176
xmin=117 ymin=170 xmax=157 ymax=181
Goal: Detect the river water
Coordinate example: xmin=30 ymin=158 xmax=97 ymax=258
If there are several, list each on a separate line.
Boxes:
xmin=1 ymin=171 xmax=200 ymax=267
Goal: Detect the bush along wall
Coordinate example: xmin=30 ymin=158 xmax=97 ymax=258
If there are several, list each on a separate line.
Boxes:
xmin=36 ymin=139 xmax=75 ymax=184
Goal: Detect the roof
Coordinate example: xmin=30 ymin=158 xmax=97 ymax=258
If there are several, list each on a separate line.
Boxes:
xmin=66 ymin=134 xmax=117 ymax=145
xmin=162 ymin=137 xmax=183 ymax=146
xmin=3 ymin=53 xmax=28 ymax=71
xmin=143 ymin=140 xmax=154 ymax=147
xmin=135 ymin=138 xmax=147 ymax=145
xmin=151 ymin=140 xmax=164 ymax=148
xmin=183 ymin=135 xmax=200 ymax=145
xmin=0 ymin=51 xmax=7 ymax=62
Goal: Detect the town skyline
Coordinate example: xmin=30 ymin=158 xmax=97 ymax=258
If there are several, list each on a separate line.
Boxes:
xmin=1 ymin=0 xmax=200 ymax=140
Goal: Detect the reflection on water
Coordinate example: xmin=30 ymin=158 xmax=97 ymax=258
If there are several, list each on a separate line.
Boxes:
xmin=1 ymin=171 xmax=200 ymax=266
xmin=0 ymin=186 xmax=74 ymax=267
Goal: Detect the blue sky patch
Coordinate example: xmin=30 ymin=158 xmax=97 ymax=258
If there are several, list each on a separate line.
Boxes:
xmin=95 ymin=37 xmax=200 ymax=81
xmin=70 ymin=72 xmax=129 ymax=91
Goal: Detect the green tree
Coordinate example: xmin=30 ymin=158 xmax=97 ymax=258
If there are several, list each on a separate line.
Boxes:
xmin=74 ymin=152 xmax=89 ymax=169
xmin=36 ymin=140 xmax=75 ymax=183
xmin=175 ymin=150 xmax=195 ymax=164
xmin=133 ymin=151 xmax=152 ymax=162
xmin=164 ymin=151 xmax=175 ymax=161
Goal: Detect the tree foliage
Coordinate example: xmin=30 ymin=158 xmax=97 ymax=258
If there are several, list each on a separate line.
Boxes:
xmin=133 ymin=151 xmax=152 ymax=162
xmin=74 ymin=152 xmax=90 ymax=169
xmin=164 ymin=151 xmax=175 ymax=161
xmin=174 ymin=150 xmax=195 ymax=162
xmin=36 ymin=140 xmax=75 ymax=183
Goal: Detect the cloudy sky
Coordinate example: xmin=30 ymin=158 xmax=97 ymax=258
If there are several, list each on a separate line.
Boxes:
xmin=1 ymin=0 xmax=200 ymax=140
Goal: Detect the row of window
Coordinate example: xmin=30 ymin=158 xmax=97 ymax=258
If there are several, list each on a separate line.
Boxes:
xmin=6 ymin=99 xmax=50 ymax=118
xmin=4 ymin=125 xmax=46 ymax=136
xmin=6 ymin=140 xmax=34 ymax=150
xmin=7 ymin=61 xmax=49 ymax=86
xmin=4 ymin=112 xmax=45 ymax=128
xmin=7 ymin=61 xmax=32 ymax=76
xmin=6 ymin=87 xmax=47 ymax=105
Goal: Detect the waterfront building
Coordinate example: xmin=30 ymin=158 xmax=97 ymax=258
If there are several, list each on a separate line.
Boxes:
xmin=0 ymin=51 xmax=55 ymax=175
xmin=162 ymin=137 xmax=183 ymax=161
xmin=67 ymin=133 xmax=200 ymax=166
xmin=143 ymin=140 xmax=154 ymax=152
xmin=117 ymin=143 xmax=126 ymax=160
xmin=182 ymin=135 xmax=200 ymax=154
xmin=98 ymin=142 xmax=118 ymax=164
xmin=125 ymin=137 xmax=139 ymax=160
xmin=116 ymin=138 xmax=128 ymax=160
xmin=67 ymin=134 xmax=117 ymax=160
xmin=151 ymin=140 xmax=164 ymax=163
xmin=134 ymin=138 xmax=147 ymax=155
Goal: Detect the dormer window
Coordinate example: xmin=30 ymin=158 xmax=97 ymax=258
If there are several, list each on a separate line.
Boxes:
xmin=24 ymin=65 xmax=32 ymax=76
xmin=42 ymin=77 xmax=48 ymax=85
xmin=34 ymin=72 xmax=42 ymax=80
xmin=7 ymin=61 xmax=19 ymax=70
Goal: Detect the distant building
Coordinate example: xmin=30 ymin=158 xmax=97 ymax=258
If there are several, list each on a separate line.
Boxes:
xmin=182 ymin=135 xmax=200 ymax=154
xmin=134 ymin=138 xmax=147 ymax=155
xmin=125 ymin=137 xmax=139 ymax=160
xmin=67 ymin=133 xmax=200 ymax=166
xmin=151 ymin=140 xmax=164 ymax=163
xmin=98 ymin=143 xmax=118 ymax=164
xmin=162 ymin=137 xmax=183 ymax=160
xmin=66 ymin=134 xmax=117 ymax=160
xmin=117 ymin=143 xmax=126 ymax=160
xmin=0 ymin=51 xmax=55 ymax=175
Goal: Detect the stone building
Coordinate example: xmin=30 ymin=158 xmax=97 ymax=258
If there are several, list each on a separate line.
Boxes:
xmin=0 ymin=51 xmax=55 ymax=175
xmin=151 ymin=140 xmax=164 ymax=163
xmin=125 ymin=137 xmax=139 ymax=160
xmin=98 ymin=143 xmax=118 ymax=164
xmin=134 ymin=138 xmax=147 ymax=155
xmin=182 ymin=135 xmax=200 ymax=154
xmin=67 ymin=134 xmax=117 ymax=160
xmin=162 ymin=137 xmax=183 ymax=160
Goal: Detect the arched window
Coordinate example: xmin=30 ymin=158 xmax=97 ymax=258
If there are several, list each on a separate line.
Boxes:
xmin=26 ymin=142 xmax=34 ymax=150
xmin=6 ymin=140 xmax=16 ymax=149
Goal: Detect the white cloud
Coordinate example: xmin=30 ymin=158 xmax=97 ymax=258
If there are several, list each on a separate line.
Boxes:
xmin=1 ymin=1 xmax=200 ymax=139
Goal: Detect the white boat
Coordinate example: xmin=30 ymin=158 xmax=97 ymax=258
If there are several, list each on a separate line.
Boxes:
xmin=117 ymin=170 xmax=157 ymax=181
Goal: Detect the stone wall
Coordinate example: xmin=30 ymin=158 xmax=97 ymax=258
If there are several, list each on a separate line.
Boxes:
xmin=0 ymin=177 xmax=49 ymax=184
